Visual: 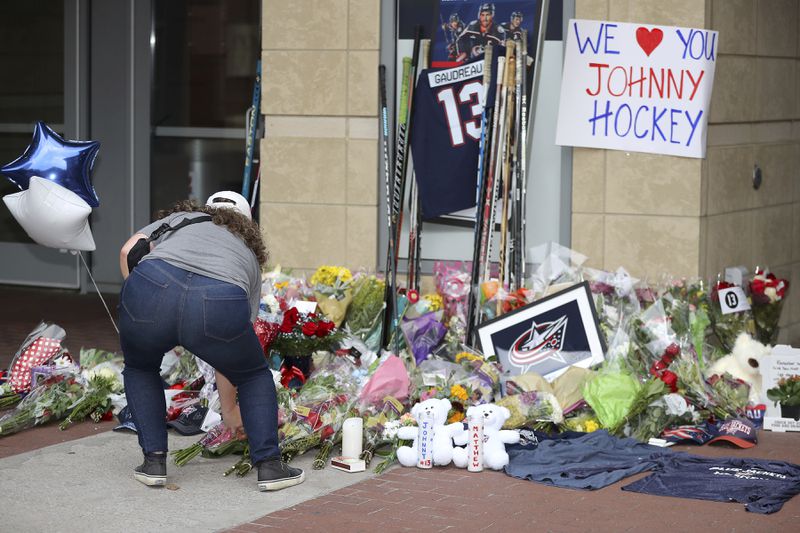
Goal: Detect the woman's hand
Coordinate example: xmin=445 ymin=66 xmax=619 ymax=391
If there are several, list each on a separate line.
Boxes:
xmin=222 ymin=404 xmax=246 ymax=439
xmin=216 ymin=370 xmax=246 ymax=439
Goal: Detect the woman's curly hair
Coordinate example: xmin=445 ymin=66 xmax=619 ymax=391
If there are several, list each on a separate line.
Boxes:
xmin=155 ymin=200 xmax=268 ymax=266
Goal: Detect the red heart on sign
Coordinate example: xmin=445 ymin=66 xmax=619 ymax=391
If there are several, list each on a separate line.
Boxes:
xmin=636 ymin=27 xmax=663 ymax=57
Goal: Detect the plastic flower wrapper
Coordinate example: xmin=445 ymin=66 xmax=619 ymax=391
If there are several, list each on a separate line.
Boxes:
xmin=628 ymin=298 xmax=680 ymax=372
xmin=0 ymin=371 xmax=83 ymax=436
xmin=584 ymin=267 xmax=642 ymax=342
xmin=454 ymin=350 xmax=501 ymax=404
xmin=748 ymin=268 xmax=789 ymax=345
xmin=171 ymin=422 xmax=245 ymax=466
xmin=160 ymin=346 xmax=202 ymax=388
xmin=344 ymin=273 xmax=386 ymax=351
xmin=670 ymin=345 xmax=733 ymax=421
xmin=434 ymin=260 xmax=471 ymax=328
xmin=372 ymin=412 xmax=417 ymax=474
xmin=0 ymin=381 xmax=22 ymax=410
xmin=278 ymin=358 xmax=360 ymax=463
xmin=358 ymin=354 xmax=411 ymax=406
xmin=658 ymin=277 xmax=713 ymax=366
xmin=496 ymin=390 xmax=563 ymax=429
xmin=627 ymin=392 xmax=700 ymax=442
xmin=412 ymin=359 xmax=474 ymax=423
xmin=560 ymin=408 xmax=601 ymax=433
xmin=709 ymin=279 xmax=755 ymax=353
xmin=706 ymin=373 xmax=750 ymax=417
xmin=582 ymin=368 xmax=650 ymax=431
xmin=400 ymin=309 xmax=447 ymax=366
xmin=310 ymin=265 xmax=353 ymax=326
xmin=59 ymin=361 xmax=125 ymax=429
xmin=355 ymin=395 xmax=406 ymax=468
xmin=527 ymin=242 xmax=587 ymax=300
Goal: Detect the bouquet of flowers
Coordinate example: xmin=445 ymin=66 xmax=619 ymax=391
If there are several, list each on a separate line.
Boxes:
xmin=269 ymin=307 xmax=345 ymax=358
xmin=748 ymin=269 xmax=789 ymax=345
xmin=371 ymin=412 xmax=417 ymax=474
xmin=60 ymin=363 xmax=124 ymax=429
xmin=433 ymin=260 xmax=471 ymax=329
xmin=0 ymin=372 xmax=83 ymax=436
xmin=344 ymin=273 xmax=386 ymax=350
xmin=310 ymin=265 xmax=353 ymax=326
xmin=708 ymin=279 xmax=754 ymax=353
xmin=496 ymin=390 xmax=563 ymax=429
xmin=171 ymin=422 xmax=245 ymax=466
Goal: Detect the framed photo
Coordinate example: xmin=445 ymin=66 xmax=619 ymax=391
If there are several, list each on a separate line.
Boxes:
xmin=477 ymin=281 xmax=606 ymax=380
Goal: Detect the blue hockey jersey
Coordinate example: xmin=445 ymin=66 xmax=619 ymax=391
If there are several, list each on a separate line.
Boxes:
xmin=410 ymin=55 xmax=499 ymax=220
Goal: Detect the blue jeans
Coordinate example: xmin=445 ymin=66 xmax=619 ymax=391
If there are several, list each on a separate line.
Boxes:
xmin=119 ymin=259 xmax=279 ymax=464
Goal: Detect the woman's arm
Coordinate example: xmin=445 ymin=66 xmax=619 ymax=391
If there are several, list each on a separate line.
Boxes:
xmin=216 ymin=370 xmax=245 ymax=437
xmin=119 ymin=232 xmax=148 ymax=279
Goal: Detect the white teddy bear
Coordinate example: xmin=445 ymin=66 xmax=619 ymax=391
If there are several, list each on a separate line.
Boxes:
xmin=707 ymin=332 xmax=771 ymax=404
xmin=397 ymin=398 xmax=465 ymax=467
xmin=453 ymin=403 xmax=520 ymax=470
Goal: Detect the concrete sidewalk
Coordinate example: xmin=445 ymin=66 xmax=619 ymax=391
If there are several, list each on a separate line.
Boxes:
xmin=0 ymin=430 xmax=378 ymax=533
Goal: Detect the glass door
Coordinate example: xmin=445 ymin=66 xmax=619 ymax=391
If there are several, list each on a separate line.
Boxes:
xmin=151 ymin=0 xmax=261 ymax=213
xmin=0 ymin=1 xmax=83 ymax=287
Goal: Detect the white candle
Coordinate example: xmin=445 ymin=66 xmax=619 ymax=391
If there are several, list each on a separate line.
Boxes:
xmin=467 ymin=415 xmax=484 ymax=472
xmin=341 ymin=417 xmax=363 ymax=459
xmin=417 ymin=412 xmax=435 ymax=469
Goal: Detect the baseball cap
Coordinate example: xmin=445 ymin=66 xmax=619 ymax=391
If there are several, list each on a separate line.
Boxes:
xmin=708 ymin=418 xmax=758 ymax=449
xmin=206 ymin=191 xmax=252 ymax=220
xmin=166 ymin=405 xmax=209 ymax=436
xmin=113 ymin=405 xmax=138 ymax=433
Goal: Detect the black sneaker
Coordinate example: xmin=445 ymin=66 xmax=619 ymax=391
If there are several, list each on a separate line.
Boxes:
xmin=134 ymin=452 xmax=167 ymax=487
xmin=257 ymin=458 xmax=305 ymax=491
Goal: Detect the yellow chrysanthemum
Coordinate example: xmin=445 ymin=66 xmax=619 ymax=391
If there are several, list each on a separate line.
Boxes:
xmin=422 ymin=293 xmax=443 ymax=312
xmin=274 ymin=281 xmax=289 ymax=290
xmin=450 ymin=384 xmax=468 ymax=402
xmin=447 ymin=411 xmax=465 ymax=424
xmin=455 ymin=351 xmax=481 ymax=363
xmin=310 ymin=265 xmax=352 ymax=287
xmin=585 ymin=420 xmax=600 ymax=432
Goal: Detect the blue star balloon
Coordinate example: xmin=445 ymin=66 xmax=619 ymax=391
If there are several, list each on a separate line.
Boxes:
xmin=1 ymin=121 xmax=101 ymax=207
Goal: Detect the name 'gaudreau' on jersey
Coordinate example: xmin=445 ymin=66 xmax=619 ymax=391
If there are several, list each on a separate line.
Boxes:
xmin=410 ymin=52 xmax=501 ymax=220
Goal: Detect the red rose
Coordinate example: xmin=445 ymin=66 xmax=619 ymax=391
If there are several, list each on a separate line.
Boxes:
xmin=661 ymin=370 xmax=678 ymax=393
xmin=302 ymin=321 xmax=318 ymax=336
xmin=750 ymin=278 xmax=766 ymax=295
xmin=279 ymin=320 xmax=294 ymax=334
xmin=650 ymin=360 xmax=666 ymax=376
xmin=316 ymin=321 xmax=334 ymax=337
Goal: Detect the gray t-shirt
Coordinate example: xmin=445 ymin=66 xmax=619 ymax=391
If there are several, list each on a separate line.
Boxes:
xmin=137 ymin=211 xmax=261 ymax=321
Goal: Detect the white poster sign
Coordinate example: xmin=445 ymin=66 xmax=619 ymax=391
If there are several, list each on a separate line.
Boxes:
xmin=556 ymin=19 xmax=717 ymax=158
xmin=762 ymin=345 xmax=800 ymax=432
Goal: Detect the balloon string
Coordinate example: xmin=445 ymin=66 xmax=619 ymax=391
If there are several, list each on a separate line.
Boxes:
xmin=77 ymin=251 xmax=119 ymax=335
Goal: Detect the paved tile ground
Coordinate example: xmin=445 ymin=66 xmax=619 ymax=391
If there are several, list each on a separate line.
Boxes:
xmin=227 ymin=431 xmax=800 ymax=533
xmin=2 ymin=286 xmax=800 ymax=532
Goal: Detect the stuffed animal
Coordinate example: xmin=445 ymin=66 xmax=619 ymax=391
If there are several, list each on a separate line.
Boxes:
xmin=396 ymin=398 xmax=465 ymax=467
xmin=453 ymin=403 xmax=520 ymax=470
xmin=707 ymin=332 xmax=771 ymax=404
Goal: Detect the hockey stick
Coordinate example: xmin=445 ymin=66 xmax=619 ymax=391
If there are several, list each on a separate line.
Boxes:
xmin=407 ymin=39 xmax=430 ymax=293
xmin=380 ymin=57 xmax=410 ymax=351
xmin=498 ymin=50 xmax=517 ymax=303
xmin=242 ymin=59 xmax=261 ymax=199
xmin=378 ymin=65 xmax=394 ymax=348
xmin=469 ymin=54 xmax=506 ymax=338
xmin=465 ymin=43 xmax=494 ymax=345
xmin=381 ymin=25 xmax=422 ymax=351
xmin=481 ymin=44 xmax=515 ymax=284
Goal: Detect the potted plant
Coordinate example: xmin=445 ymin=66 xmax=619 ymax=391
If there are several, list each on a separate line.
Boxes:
xmin=766 ymin=375 xmax=800 ymax=420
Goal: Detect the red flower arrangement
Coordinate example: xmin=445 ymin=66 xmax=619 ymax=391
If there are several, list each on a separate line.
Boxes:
xmin=748 ymin=270 xmax=789 ymax=345
xmin=268 ymin=307 xmax=345 ymax=358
